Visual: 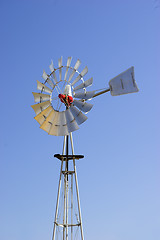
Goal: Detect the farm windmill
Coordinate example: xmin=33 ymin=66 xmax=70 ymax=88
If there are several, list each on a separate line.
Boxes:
xmin=31 ymin=57 xmax=139 ymax=240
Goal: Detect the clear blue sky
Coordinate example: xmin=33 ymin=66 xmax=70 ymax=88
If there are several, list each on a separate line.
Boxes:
xmin=0 ymin=0 xmax=159 ymax=240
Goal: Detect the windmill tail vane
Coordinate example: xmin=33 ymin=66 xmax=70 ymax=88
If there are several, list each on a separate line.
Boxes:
xmin=31 ymin=56 xmax=139 ymax=240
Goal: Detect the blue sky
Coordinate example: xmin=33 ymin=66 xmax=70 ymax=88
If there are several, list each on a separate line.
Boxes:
xmin=0 ymin=0 xmax=159 ymax=240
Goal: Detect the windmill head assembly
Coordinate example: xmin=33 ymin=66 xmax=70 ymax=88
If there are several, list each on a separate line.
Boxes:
xmin=31 ymin=57 xmax=139 ymax=240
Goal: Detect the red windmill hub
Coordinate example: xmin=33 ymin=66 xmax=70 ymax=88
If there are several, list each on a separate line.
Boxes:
xmin=58 ymin=93 xmax=73 ymax=106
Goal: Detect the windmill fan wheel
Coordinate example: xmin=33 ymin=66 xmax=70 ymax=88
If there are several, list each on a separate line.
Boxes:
xmin=31 ymin=57 xmax=95 ymax=136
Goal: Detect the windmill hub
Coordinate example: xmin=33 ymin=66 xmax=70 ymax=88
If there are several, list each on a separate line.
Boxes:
xmin=58 ymin=84 xmax=73 ymax=107
xmin=58 ymin=94 xmax=73 ymax=106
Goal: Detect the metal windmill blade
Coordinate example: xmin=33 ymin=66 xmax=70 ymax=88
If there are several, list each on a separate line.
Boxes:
xmin=58 ymin=56 xmax=62 ymax=82
xmin=49 ymin=60 xmax=58 ymax=83
xmin=36 ymin=80 xmax=52 ymax=94
xmin=31 ymin=100 xmax=51 ymax=115
xmin=71 ymin=66 xmax=88 ymax=86
xmin=64 ymin=57 xmax=72 ymax=81
xmin=42 ymin=70 xmax=55 ymax=88
xmin=73 ymin=90 xmax=95 ymax=100
xmin=72 ymin=99 xmax=93 ymax=113
xmin=68 ymin=59 xmax=81 ymax=83
xmin=73 ymin=77 xmax=93 ymax=91
xmin=32 ymin=92 xmax=51 ymax=103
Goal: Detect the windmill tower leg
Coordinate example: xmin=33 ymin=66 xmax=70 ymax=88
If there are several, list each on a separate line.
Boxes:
xmin=52 ymin=133 xmax=84 ymax=240
xmin=70 ymin=133 xmax=84 ymax=240
xmin=52 ymin=136 xmax=66 ymax=240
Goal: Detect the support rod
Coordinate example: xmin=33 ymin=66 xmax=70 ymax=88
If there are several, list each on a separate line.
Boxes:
xmin=93 ymin=88 xmax=110 ymax=98
xmin=66 ymin=136 xmax=69 ymax=240
xmin=52 ymin=136 xmax=66 ymax=240
xmin=71 ymin=173 xmax=73 ymax=240
xmin=70 ymin=132 xmax=84 ymax=240
xmin=63 ymin=169 xmax=66 ymax=240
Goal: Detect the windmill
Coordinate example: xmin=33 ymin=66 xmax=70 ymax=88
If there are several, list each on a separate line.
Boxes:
xmin=31 ymin=57 xmax=139 ymax=240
